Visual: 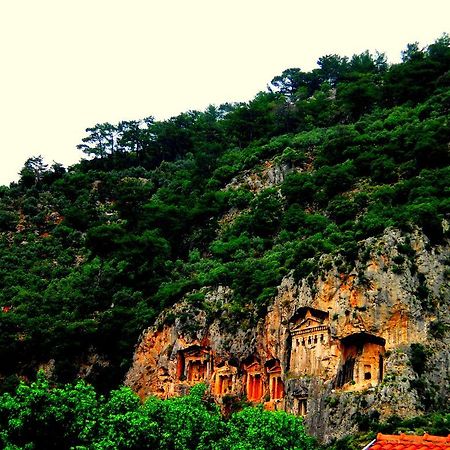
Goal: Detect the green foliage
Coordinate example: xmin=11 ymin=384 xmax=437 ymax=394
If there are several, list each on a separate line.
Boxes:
xmin=379 ymin=412 xmax=450 ymax=436
xmin=281 ymin=173 xmax=317 ymax=205
xmin=218 ymin=407 xmax=317 ymax=450
xmin=0 ymin=209 xmax=17 ymax=231
xmin=407 ymin=343 xmax=439 ymax=411
xmin=409 ymin=343 xmax=428 ymax=376
xmin=429 ymin=320 xmax=449 ymax=339
xmin=227 ymin=188 xmax=253 ymax=209
xmin=0 ymin=377 xmax=319 ymax=450
xmin=0 ymin=371 xmax=99 ymax=449
xmin=0 ymin=35 xmax=448 ymax=391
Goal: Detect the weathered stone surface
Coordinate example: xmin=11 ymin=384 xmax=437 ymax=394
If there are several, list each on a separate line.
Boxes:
xmin=125 ymin=228 xmax=449 ymax=443
xmin=226 ymin=161 xmax=295 ymax=193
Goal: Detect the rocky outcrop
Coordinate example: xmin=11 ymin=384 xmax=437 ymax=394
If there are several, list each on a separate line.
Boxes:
xmin=226 ymin=161 xmax=295 ymax=193
xmin=125 ymin=228 xmax=449 ymax=443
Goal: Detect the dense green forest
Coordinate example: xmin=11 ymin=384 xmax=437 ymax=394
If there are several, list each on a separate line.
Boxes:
xmin=0 ymin=35 xmax=448 ymax=395
xmin=1 ymin=373 xmax=449 ymax=449
xmin=0 ymin=374 xmax=319 ymax=450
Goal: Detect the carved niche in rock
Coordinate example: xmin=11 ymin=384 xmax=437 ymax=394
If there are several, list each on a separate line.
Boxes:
xmin=266 ymin=359 xmax=284 ymax=401
xmin=336 ymin=333 xmax=385 ymax=390
xmin=213 ymin=362 xmax=238 ymax=396
xmin=292 ymin=385 xmax=309 ymax=416
xmin=289 ymin=307 xmax=330 ymax=377
xmin=244 ymin=359 xmax=264 ymax=402
xmin=176 ymin=346 xmax=213 ymax=383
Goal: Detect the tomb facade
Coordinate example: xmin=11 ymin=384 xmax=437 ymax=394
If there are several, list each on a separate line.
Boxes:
xmin=244 ymin=360 xmax=264 ymax=402
xmin=336 ymin=333 xmax=385 ymax=390
xmin=213 ymin=362 xmax=238 ymax=396
xmin=176 ymin=346 xmax=213 ymax=383
xmin=297 ymin=397 xmax=308 ymax=416
xmin=266 ymin=359 xmax=284 ymax=401
xmin=289 ymin=307 xmax=331 ymax=377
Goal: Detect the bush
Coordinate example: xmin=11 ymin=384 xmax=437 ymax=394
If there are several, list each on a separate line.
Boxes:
xmin=0 ymin=209 xmax=18 ymax=231
xmin=0 ymin=376 xmax=320 ymax=450
xmin=218 ymin=407 xmax=317 ymax=450
xmin=409 ymin=343 xmax=428 ymax=376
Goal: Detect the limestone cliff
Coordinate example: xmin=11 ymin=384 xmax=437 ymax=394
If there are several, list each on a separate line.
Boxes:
xmin=226 ymin=160 xmax=295 ymax=193
xmin=125 ymin=228 xmax=449 ymax=443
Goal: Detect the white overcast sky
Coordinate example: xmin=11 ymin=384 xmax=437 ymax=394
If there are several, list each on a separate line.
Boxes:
xmin=0 ymin=0 xmax=448 ymax=186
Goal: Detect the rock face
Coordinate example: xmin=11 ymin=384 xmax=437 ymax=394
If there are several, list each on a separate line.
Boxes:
xmin=125 ymin=229 xmax=450 ymax=443
xmin=226 ymin=161 xmax=295 ymax=193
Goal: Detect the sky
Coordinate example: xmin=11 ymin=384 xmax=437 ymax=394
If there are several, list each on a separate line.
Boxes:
xmin=0 ymin=0 xmax=448 ymax=186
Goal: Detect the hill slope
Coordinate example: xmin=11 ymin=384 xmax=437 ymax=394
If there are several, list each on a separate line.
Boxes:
xmin=0 ymin=34 xmax=448 ymax=426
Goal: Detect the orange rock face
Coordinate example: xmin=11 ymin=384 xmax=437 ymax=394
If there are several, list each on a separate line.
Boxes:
xmin=125 ymin=229 xmax=449 ymax=443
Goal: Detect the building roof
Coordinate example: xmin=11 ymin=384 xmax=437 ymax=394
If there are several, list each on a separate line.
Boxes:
xmin=365 ymin=433 xmax=450 ymax=450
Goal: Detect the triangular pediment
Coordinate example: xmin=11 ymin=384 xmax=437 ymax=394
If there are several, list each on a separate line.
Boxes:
xmin=245 ymin=361 xmax=261 ymax=373
xmin=301 ymin=317 xmax=323 ymax=327
xmin=182 ymin=346 xmax=210 ymax=358
xmin=290 ymin=307 xmax=329 ymax=327
xmin=293 ymin=386 xmax=308 ymax=398
xmin=291 ymin=316 xmax=324 ymax=333
xmin=266 ymin=364 xmax=281 ymax=374
xmin=216 ymin=362 xmax=237 ymax=375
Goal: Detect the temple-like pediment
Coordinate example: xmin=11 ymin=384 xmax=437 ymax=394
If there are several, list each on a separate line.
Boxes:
xmin=290 ymin=309 xmax=329 ymax=338
xmin=265 ymin=358 xmax=282 ymax=374
xmin=291 ymin=316 xmax=324 ymax=333
xmin=215 ymin=361 xmax=238 ymax=375
xmin=182 ymin=345 xmax=211 ymax=358
xmin=245 ymin=361 xmax=261 ymax=373
xmin=176 ymin=346 xmax=213 ymax=382
xmin=290 ymin=307 xmax=329 ymax=324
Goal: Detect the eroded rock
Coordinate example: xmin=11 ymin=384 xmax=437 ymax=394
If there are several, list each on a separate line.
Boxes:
xmin=125 ymin=228 xmax=449 ymax=443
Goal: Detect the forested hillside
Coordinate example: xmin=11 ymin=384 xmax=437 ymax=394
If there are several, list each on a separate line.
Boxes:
xmin=0 ymin=374 xmax=448 ymax=449
xmin=0 ymin=35 xmax=449 ymax=396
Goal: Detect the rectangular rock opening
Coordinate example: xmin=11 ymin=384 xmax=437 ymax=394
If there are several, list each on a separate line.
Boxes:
xmin=217 ymin=374 xmax=232 ymax=395
xmin=247 ymin=373 xmax=263 ymax=401
xmin=299 ymin=398 xmax=307 ymax=416
xmin=177 ymin=346 xmax=212 ymax=383
xmin=187 ymin=360 xmax=207 ymax=382
xmin=266 ymin=359 xmax=284 ymax=401
xmin=336 ymin=333 xmax=386 ymax=389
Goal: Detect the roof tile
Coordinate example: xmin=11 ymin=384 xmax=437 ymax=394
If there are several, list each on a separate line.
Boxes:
xmin=366 ymin=433 xmax=450 ymax=450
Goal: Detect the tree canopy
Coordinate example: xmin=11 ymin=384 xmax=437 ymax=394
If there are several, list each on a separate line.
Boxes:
xmin=0 ymin=35 xmax=448 ymax=394
xmin=0 ymin=374 xmax=318 ymax=450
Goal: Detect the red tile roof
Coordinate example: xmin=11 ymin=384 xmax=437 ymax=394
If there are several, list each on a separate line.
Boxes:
xmin=368 ymin=433 xmax=450 ymax=450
